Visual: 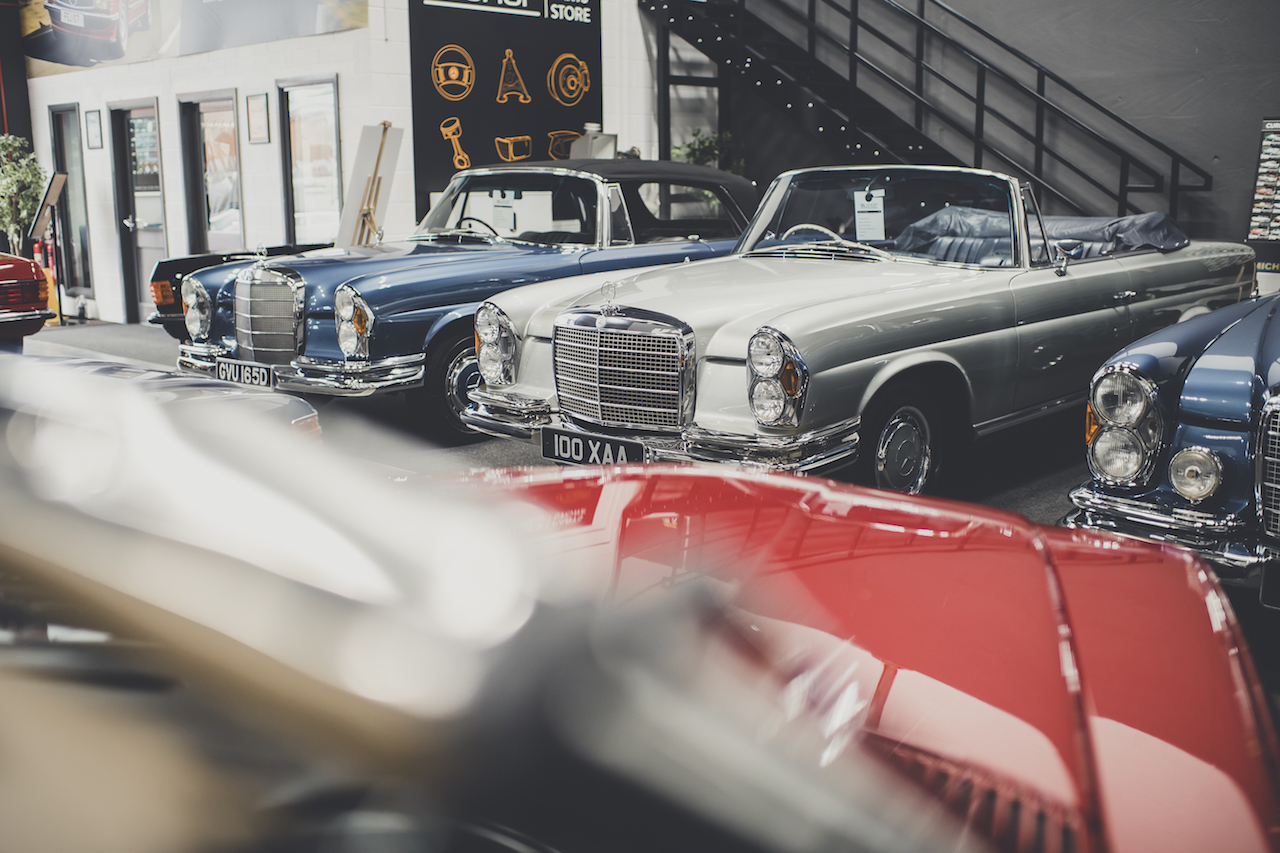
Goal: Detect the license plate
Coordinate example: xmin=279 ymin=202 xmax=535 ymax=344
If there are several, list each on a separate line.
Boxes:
xmin=60 ymin=9 xmax=84 ymax=26
xmin=541 ymin=427 xmax=645 ymax=465
xmin=216 ymin=358 xmax=273 ymax=388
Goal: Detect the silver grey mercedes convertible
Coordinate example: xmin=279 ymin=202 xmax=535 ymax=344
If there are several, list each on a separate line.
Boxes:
xmin=463 ymin=165 xmax=1256 ymax=493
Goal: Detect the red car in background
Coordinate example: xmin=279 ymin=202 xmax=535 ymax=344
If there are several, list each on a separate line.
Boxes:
xmin=44 ymin=0 xmax=150 ymax=58
xmin=0 ymin=251 xmax=53 ymax=339
xmin=476 ymin=465 xmax=1280 ymax=853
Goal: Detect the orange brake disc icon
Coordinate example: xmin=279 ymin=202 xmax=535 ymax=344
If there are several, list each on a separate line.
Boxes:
xmin=547 ymin=53 xmax=590 ymax=107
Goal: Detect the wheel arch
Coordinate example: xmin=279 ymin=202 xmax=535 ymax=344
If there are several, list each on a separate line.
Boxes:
xmin=857 ymin=355 xmax=975 ymax=438
xmin=422 ymin=303 xmax=483 ymax=353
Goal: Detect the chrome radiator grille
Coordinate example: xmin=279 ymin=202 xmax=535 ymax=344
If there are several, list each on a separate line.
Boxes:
xmin=1263 ymin=407 xmax=1280 ymax=537
xmin=553 ymin=312 xmax=692 ymax=431
xmin=234 ymin=271 xmax=300 ymax=364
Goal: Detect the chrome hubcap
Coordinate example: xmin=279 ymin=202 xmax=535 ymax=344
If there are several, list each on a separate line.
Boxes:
xmin=875 ymin=406 xmax=932 ymax=494
xmin=444 ymin=347 xmax=480 ymax=420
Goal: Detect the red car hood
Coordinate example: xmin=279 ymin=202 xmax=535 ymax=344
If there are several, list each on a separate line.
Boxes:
xmin=459 ymin=465 xmax=1279 ymax=853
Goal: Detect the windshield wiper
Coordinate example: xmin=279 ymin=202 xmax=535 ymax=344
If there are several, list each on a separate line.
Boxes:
xmin=406 ymin=229 xmax=504 ymax=243
xmin=749 ymin=238 xmax=893 ymax=261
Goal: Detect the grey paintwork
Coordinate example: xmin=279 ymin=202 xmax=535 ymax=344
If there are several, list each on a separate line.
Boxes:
xmin=473 ymin=166 xmax=1255 ymax=471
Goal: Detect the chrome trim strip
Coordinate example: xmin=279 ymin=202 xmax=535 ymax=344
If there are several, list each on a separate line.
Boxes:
xmin=973 ymin=391 xmax=1087 ymax=436
xmin=0 ymin=309 xmax=56 ymax=324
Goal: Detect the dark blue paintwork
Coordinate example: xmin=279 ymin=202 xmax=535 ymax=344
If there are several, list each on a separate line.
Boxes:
xmin=1066 ymin=292 xmax=1280 ymax=584
xmin=187 ymin=236 xmax=736 ymax=362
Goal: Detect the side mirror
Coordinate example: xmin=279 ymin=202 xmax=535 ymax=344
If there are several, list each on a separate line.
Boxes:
xmin=1054 ymin=239 xmax=1084 ymax=276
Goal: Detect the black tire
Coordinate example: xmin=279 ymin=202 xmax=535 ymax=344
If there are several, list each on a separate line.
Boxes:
xmin=407 ymin=329 xmax=486 ymax=445
xmin=853 ymin=386 xmax=945 ymax=495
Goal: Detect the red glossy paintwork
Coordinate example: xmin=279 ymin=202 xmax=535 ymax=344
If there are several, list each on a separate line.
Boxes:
xmin=462 ymin=465 xmax=1280 ymax=853
xmin=0 ymin=252 xmax=48 ymax=339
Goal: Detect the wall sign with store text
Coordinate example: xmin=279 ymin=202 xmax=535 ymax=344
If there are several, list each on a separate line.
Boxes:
xmin=408 ymin=0 xmax=602 ymax=218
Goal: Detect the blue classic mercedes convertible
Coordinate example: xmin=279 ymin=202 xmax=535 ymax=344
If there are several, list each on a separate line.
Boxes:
xmin=175 ymin=160 xmax=756 ymax=441
xmin=1064 ymin=291 xmax=1280 ymax=597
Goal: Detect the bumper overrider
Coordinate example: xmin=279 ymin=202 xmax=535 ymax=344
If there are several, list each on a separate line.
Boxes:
xmin=1062 ymin=484 xmax=1277 ymax=585
xmin=178 ymin=342 xmax=424 ymax=397
xmin=464 ymin=387 xmax=861 ymax=473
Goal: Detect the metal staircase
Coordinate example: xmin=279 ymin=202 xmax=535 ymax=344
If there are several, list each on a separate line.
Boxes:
xmin=644 ymin=0 xmax=1212 ymax=219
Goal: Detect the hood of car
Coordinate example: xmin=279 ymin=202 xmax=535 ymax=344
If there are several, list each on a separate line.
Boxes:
xmin=526 ymin=253 xmax=989 ymax=360
xmin=1174 ymin=295 xmax=1280 ymax=426
xmin=466 ymin=465 xmax=1277 ymax=853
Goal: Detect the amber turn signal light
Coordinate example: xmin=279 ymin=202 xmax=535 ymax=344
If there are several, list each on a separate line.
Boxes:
xmin=151 ymin=280 xmax=174 ymax=305
xmin=780 ymin=362 xmax=800 ymax=396
xmin=1084 ymin=401 xmax=1101 ymax=444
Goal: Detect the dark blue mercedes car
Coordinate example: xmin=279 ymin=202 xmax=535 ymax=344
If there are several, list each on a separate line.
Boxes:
xmin=175 ymin=160 xmax=756 ymax=441
xmin=1059 ymin=288 xmax=1280 ymax=595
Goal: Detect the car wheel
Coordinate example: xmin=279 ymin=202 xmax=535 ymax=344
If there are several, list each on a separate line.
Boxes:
xmin=407 ymin=329 xmax=486 ymax=445
xmin=856 ymin=387 xmax=943 ymax=495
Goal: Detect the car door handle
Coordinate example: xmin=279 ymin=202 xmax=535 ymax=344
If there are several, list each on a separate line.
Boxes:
xmin=1113 ymin=290 xmax=1137 ymax=302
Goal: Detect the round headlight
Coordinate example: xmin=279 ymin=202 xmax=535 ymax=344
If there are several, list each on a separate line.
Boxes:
xmin=751 ymin=379 xmax=786 ymax=423
xmin=476 ymin=305 xmax=500 ymax=344
xmin=181 ymin=279 xmax=210 ymax=340
xmin=335 ymin=288 xmax=355 ymax=322
xmin=748 ymin=332 xmax=784 ymax=378
xmin=1170 ymin=448 xmax=1222 ymax=501
xmin=1093 ymin=371 xmax=1148 ymax=426
xmin=1089 ymin=427 xmax=1145 ymax=481
xmin=337 ymin=321 xmax=359 ymax=356
xmin=478 ymin=343 xmax=504 ymax=384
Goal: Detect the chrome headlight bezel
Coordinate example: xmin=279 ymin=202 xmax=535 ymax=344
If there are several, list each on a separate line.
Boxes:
xmin=475 ymin=302 xmax=519 ymax=386
xmin=334 ymin=284 xmax=375 ymax=360
xmin=1086 ymin=365 xmax=1164 ymax=486
xmin=747 ymin=327 xmax=808 ymax=427
xmin=1169 ymin=446 xmax=1223 ymax=503
xmin=180 ymin=277 xmax=212 ymax=341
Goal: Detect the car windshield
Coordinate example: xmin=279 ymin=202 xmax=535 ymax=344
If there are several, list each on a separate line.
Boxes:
xmin=412 ymin=172 xmax=599 ymax=246
xmin=744 ymin=169 xmax=1017 ymax=267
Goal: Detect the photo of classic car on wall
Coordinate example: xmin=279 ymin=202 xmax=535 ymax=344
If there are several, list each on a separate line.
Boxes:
xmin=174 ymin=159 xmax=757 ymax=442
xmin=464 ymin=164 xmax=1256 ymax=494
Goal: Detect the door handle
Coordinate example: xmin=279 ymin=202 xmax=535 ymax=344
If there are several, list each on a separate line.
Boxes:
xmin=1113 ymin=290 xmax=1137 ymax=302
xmin=122 ymin=216 xmax=135 ymax=230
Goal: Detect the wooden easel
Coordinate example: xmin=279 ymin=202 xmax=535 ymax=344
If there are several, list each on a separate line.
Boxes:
xmin=352 ymin=121 xmax=393 ymax=246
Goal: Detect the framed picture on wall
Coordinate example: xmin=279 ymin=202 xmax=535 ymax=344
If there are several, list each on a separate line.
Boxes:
xmin=84 ymin=110 xmax=102 ymax=149
xmin=246 ymin=94 xmax=270 ymax=144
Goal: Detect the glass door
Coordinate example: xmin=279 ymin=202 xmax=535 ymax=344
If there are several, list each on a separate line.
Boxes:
xmin=181 ymin=97 xmax=243 ymax=252
xmin=279 ymin=78 xmax=341 ymax=244
xmin=49 ymin=106 xmax=92 ymax=296
xmin=112 ymin=104 xmax=167 ymax=323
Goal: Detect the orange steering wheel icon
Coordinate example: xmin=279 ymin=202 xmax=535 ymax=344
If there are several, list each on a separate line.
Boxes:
xmin=433 ymin=44 xmax=475 ymax=102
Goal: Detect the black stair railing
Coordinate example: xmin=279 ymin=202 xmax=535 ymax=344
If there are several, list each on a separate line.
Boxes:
xmin=653 ymin=0 xmax=1212 ymax=219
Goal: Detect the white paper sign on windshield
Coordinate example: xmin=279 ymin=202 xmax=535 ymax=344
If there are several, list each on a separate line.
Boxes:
xmin=855 ymin=189 xmax=886 ymax=242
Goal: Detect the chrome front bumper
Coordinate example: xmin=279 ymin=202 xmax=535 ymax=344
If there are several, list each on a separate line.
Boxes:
xmin=464 ymin=388 xmax=861 ymax=473
xmin=178 ymin=342 xmax=424 ymax=397
xmin=1063 ymin=484 xmax=1276 ymax=584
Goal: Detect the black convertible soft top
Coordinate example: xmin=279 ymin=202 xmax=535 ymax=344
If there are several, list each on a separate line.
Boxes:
xmin=492 ymin=159 xmax=760 ymax=218
xmin=895 ymin=206 xmax=1190 ymax=255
